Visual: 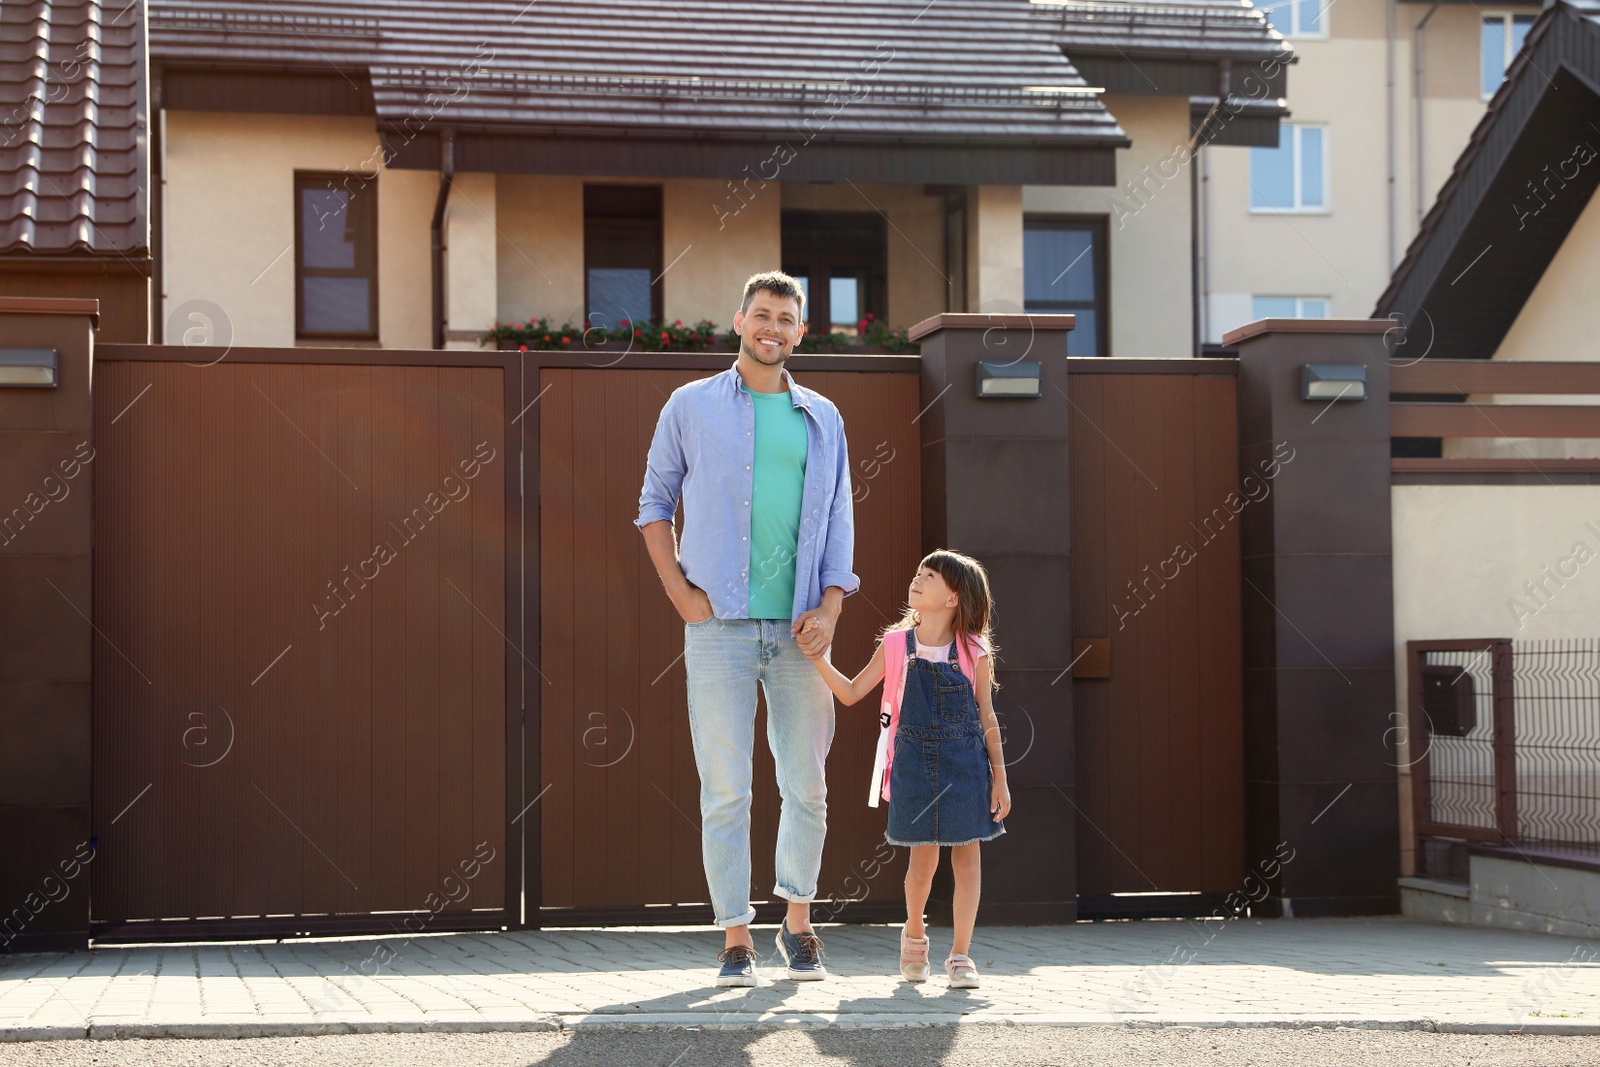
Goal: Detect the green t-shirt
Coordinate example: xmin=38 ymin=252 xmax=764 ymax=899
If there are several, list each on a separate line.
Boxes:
xmin=745 ymin=385 xmax=808 ymax=619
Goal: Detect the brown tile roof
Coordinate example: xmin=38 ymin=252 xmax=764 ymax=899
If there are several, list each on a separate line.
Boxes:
xmin=149 ymin=0 xmax=1129 ymax=148
xmin=0 ymin=0 xmax=149 ymax=257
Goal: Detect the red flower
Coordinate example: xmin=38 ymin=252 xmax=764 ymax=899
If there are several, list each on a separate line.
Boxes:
xmin=518 ymin=344 xmax=528 ymax=352
xmin=561 ymin=335 xmax=571 ymax=344
xmin=674 ymin=319 xmax=682 ymax=327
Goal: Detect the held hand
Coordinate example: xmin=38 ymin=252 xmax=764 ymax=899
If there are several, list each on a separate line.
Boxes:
xmin=678 ymin=586 xmax=714 ymax=625
xmin=792 ymin=608 xmax=835 ymax=658
xmin=990 ymin=777 xmax=1012 ymax=822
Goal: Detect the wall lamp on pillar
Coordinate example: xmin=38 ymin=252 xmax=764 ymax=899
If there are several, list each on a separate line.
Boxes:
xmin=1300 ymin=363 xmax=1367 ymax=403
xmin=0 ymin=348 xmax=58 ymax=387
xmin=975 ymin=359 xmax=1042 ymax=398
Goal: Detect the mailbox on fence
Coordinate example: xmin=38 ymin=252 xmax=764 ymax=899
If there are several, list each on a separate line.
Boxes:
xmin=1420 ymin=663 xmax=1477 ymax=737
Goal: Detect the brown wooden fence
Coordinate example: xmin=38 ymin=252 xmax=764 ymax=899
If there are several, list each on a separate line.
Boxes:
xmin=532 ymin=358 xmax=923 ymax=922
xmin=91 ymin=348 xmax=519 ymax=938
xmin=1068 ymin=361 xmax=1247 ymax=910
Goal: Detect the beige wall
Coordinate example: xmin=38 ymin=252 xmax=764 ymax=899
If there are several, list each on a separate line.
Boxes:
xmin=495 ymin=174 xmax=584 ymax=328
xmin=163 ymin=111 xmax=434 ymax=349
xmin=1392 ymin=482 xmax=1600 ymax=873
xmin=782 ymin=181 xmax=948 ymax=331
xmin=1026 ymin=93 xmax=1193 ymax=358
xmin=963 ymin=185 xmax=1023 ymax=319
xmin=444 ymin=172 xmax=497 ymax=349
xmin=665 ymin=179 xmax=781 ymax=327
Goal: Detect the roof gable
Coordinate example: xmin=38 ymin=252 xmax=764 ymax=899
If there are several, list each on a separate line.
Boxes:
xmin=1374 ymin=0 xmax=1600 ymax=361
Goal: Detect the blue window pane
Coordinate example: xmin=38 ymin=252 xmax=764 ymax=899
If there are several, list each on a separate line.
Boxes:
xmin=302 ymin=277 xmax=370 ymax=333
xmin=300 ymin=188 xmax=355 ymax=269
xmin=1066 ymin=308 xmax=1098 ymax=357
xmin=1024 ymin=226 xmax=1095 ymax=304
xmin=1251 ymin=136 xmax=1295 ymax=209
xmin=1261 ymin=0 xmax=1290 ymax=35
xmin=792 ymin=275 xmax=809 ymax=322
xmin=1297 ymin=0 xmax=1321 ymax=33
xmin=1299 ymin=127 xmax=1324 ymax=207
xmin=830 ymin=275 xmax=860 ymax=331
xmin=1482 ymin=16 xmax=1508 ymax=95
xmin=1300 ymin=299 xmax=1329 ymax=318
xmin=588 ymin=268 xmax=652 ymax=325
xmin=1252 ymin=296 xmax=1297 ymax=319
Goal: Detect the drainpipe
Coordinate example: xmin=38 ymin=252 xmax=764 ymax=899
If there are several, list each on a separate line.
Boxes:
xmin=430 ymin=129 xmax=456 ymax=350
xmin=1386 ymin=0 xmax=1398 ymax=271
xmin=1414 ymin=2 xmax=1442 ymax=225
xmin=1192 ymin=60 xmax=1232 ymax=357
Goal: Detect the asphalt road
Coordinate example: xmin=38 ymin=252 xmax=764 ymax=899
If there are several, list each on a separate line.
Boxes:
xmin=4 ymin=1027 xmax=1600 ymax=1067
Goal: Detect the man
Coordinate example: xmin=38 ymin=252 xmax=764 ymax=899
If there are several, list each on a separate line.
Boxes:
xmin=636 ymin=271 xmax=858 ymax=987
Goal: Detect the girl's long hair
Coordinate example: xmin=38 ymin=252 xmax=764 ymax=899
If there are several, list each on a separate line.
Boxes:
xmin=882 ymin=549 xmax=999 ymax=692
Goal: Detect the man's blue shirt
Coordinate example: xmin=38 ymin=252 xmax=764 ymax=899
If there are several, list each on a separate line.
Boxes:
xmin=635 ymin=361 xmax=859 ymax=622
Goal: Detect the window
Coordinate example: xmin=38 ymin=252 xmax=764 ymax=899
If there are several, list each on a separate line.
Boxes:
xmin=295 ymin=174 xmax=377 ymax=339
xmin=584 ymin=185 xmax=662 ymax=328
xmin=1252 ymin=296 xmax=1329 ymax=319
xmin=781 ymin=211 xmax=887 ymax=335
xmin=1482 ymin=13 xmax=1536 ymax=96
xmin=1023 ymin=216 xmax=1107 ymax=357
xmin=1260 ymin=0 xmax=1325 ymax=38
xmin=1250 ymin=124 xmax=1327 ymax=212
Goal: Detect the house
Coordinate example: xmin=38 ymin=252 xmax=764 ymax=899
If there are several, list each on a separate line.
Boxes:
xmin=138 ymin=0 xmax=1284 ymax=357
xmin=1203 ymin=0 xmax=1544 ymax=344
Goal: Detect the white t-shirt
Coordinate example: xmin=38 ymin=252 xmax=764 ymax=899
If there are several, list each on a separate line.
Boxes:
xmin=914 ymin=637 xmax=953 ymax=663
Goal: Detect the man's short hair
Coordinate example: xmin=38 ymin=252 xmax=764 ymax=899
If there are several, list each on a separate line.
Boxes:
xmin=740 ymin=271 xmax=806 ymax=319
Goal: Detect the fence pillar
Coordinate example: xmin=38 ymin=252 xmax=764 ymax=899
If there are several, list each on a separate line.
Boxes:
xmin=0 ymin=297 xmax=98 ymax=952
xmin=909 ymin=312 xmax=1076 ymax=922
xmin=1225 ymin=318 xmax=1400 ymax=917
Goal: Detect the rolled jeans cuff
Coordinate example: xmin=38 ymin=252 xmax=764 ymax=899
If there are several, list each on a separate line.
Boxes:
xmin=717 ymin=907 xmax=758 ymax=929
xmin=772 ymin=884 xmax=817 ymax=904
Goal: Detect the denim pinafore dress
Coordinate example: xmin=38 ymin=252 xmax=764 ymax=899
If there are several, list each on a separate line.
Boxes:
xmin=885 ymin=628 xmax=1006 ymax=847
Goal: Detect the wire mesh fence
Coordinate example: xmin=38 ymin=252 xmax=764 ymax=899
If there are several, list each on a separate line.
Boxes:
xmin=1411 ymin=638 xmax=1600 ymax=862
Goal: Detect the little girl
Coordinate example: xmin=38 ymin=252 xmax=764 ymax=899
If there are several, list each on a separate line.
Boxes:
xmin=807 ymin=549 xmax=1011 ymax=988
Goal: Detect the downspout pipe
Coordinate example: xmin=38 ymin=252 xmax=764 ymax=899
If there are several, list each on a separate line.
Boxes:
xmin=1414 ymin=2 xmax=1442 ymax=225
xmin=1191 ymin=60 xmax=1232 ymax=357
xmin=431 ymin=129 xmax=456 ymax=350
xmin=1387 ymin=0 xmax=1398 ymax=272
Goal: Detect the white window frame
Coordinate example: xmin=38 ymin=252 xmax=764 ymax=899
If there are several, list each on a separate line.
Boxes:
xmin=1480 ymin=11 xmax=1538 ymax=99
xmin=1249 ymin=124 xmax=1331 ymax=215
xmin=1252 ymin=296 xmax=1330 ymax=320
xmin=1259 ymin=0 xmax=1329 ymax=40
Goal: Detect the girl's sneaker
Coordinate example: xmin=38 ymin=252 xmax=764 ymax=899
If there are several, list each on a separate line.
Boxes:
xmin=900 ymin=927 xmax=931 ymax=982
xmin=945 ymin=953 xmax=980 ymax=989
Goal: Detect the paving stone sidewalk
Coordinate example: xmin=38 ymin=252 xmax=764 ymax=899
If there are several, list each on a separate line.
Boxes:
xmin=2 ymin=917 xmax=1598 ymax=1040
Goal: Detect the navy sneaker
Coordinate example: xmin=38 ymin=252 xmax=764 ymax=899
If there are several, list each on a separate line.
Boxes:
xmin=716 ymin=944 xmax=759 ymax=987
xmin=774 ymin=920 xmax=827 ymax=980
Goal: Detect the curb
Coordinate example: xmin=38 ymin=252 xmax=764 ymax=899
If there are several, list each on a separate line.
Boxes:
xmin=5 ymin=1014 xmax=1600 ymax=1040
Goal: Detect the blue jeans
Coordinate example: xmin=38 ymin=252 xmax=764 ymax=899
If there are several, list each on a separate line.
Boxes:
xmin=684 ymin=618 xmax=835 ymax=928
